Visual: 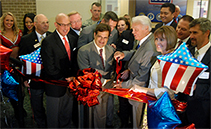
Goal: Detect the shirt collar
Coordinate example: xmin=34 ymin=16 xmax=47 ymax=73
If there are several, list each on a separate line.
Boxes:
xmin=93 ymin=40 xmax=105 ymax=54
xmin=70 ymin=27 xmax=82 ymax=36
xmin=138 ymin=32 xmax=152 ymax=46
xmin=195 ymin=41 xmax=211 ymax=61
xmin=35 ymin=31 xmax=46 ymax=42
xmin=163 ymin=19 xmax=174 ymax=26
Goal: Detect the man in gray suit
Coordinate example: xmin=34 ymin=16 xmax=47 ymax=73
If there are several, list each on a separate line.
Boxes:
xmin=114 ymin=16 xmax=159 ymax=128
xmin=77 ymin=23 xmax=115 ymax=128
xmin=77 ymin=11 xmax=118 ymax=49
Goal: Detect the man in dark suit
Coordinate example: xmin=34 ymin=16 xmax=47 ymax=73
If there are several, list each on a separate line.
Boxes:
xmin=77 ymin=23 xmax=115 ymax=128
xmin=175 ymin=15 xmax=195 ymax=54
xmin=67 ymin=11 xmax=84 ymax=40
xmin=153 ymin=3 xmax=177 ymax=32
xmin=181 ymin=18 xmax=211 ymax=128
xmin=114 ymin=16 xmax=159 ymax=128
xmin=19 ymin=14 xmax=51 ymax=128
xmin=77 ymin=11 xmax=118 ymax=49
xmin=41 ymin=13 xmax=77 ymax=128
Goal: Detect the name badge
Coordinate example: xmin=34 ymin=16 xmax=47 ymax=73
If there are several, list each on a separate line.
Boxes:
xmin=122 ymin=39 xmax=129 ymax=44
xmin=199 ymin=72 xmax=209 ymax=79
xmin=34 ymin=42 xmax=41 ymax=48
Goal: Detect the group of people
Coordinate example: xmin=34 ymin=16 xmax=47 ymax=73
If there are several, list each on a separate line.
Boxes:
xmin=0 ymin=2 xmax=210 ymax=129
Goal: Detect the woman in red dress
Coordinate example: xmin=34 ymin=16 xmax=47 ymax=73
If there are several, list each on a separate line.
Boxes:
xmin=0 ymin=12 xmax=22 ymax=59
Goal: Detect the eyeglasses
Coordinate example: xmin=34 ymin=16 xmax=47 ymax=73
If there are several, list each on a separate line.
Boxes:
xmin=56 ymin=22 xmax=71 ymax=27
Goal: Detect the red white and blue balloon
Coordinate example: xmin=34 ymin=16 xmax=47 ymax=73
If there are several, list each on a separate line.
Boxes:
xmin=19 ymin=48 xmax=43 ymax=77
xmin=157 ymin=43 xmax=208 ymax=96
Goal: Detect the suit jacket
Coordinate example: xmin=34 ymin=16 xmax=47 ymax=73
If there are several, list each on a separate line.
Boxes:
xmin=77 ymin=23 xmax=118 ymax=48
xmin=121 ymin=34 xmax=159 ymax=89
xmin=153 ymin=20 xmax=177 ymax=32
xmin=41 ymin=30 xmax=77 ymax=97
xmin=77 ymin=41 xmax=115 ymax=86
xmin=116 ymin=29 xmax=135 ymax=51
xmin=18 ymin=30 xmax=52 ymax=89
xmin=68 ymin=25 xmax=85 ymax=40
xmin=68 ymin=28 xmax=79 ymax=40
xmin=184 ymin=46 xmax=210 ymax=128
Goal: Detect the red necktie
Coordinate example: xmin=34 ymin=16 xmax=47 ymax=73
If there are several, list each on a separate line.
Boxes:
xmin=63 ymin=37 xmax=71 ymax=60
xmin=174 ymin=18 xmax=177 ymax=23
xmin=99 ymin=49 xmax=105 ymax=69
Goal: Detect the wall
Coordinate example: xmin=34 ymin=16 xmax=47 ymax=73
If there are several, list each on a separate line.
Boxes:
xmin=36 ymin=0 xmax=97 ymax=32
xmin=1 ymin=0 xmax=36 ymax=31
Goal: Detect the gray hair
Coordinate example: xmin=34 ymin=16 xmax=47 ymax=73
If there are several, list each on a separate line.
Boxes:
xmin=189 ymin=17 xmax=211 ymax=38
xmin=132 ymin=16 xmax=152 ymax=31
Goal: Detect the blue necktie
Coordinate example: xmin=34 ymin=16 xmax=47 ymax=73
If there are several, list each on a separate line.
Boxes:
xmin=136 ymin=44 xmax=140 ymax=49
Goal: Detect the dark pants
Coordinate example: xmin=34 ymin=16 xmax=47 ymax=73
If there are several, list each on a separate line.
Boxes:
xmin=30 ymin=88 xmax=46 ymax=128
xmin=118 ymin=96 xmax=133 ymax=127
xmin=46 ymin=91 xmax=73 ymax=128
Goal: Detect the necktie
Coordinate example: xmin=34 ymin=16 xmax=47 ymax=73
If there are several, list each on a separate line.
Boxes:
xmin=136 ymin=44 xmax=140 ymax=49
xmin=63 ymin=37 xmax=71 ymax=60
xmin=178 ymin=40 xmax=183 ymax=46
xmin=194 ymin=49 xmax=199 ymax=59
xmin=40 ymin=35 xmax=44 ymax=43
xmin=99 ymin=49 xmax=105 ymax=69
xmin=174 ymin=18 xmax=177 ymax=23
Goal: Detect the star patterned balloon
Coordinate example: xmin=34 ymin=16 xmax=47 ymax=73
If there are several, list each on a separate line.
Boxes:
xmin=147 ymin=92 xmax=181 ymax=128
xmin=19 ymin=48 xmax=43 ymax=77
xmin=157 ymin=43 xmax=208 ymax=96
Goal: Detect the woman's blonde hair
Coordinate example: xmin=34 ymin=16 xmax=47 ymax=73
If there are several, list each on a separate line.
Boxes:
xmin=154 ymin=26 xmax=177 ymax=51
xmin=0 ymin=12 xmax=19 ymax=35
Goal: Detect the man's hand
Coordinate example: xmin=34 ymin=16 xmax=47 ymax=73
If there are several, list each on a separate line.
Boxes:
xmin=65 ymin=77 xmax=75 ymax=82
xmin=110 ymin=43 xmax=116 ymax=49
xmin=114 ymin=51 xmax=125 ymax=61
xmin=113 ymin=82 xmax=122 ymax=89
xmin=120 ymin=69 xmax=130 ymax=80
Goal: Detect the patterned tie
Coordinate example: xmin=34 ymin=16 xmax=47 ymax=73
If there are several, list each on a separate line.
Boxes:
xmin=99 ymin=49 xmax=105 ymax=69
xmin=40 ymin=35 xmax=44 ymax=43
xmin=63 ymin=37 xmax=71 ymax=60
xmin=194 ymin=49 xmax=199 ymax=59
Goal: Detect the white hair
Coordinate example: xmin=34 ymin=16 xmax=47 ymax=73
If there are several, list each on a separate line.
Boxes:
xmin=132 ymin=15 xmax=152 ymax=31
xmin=175 ymin=5 xmax=180 ymax=11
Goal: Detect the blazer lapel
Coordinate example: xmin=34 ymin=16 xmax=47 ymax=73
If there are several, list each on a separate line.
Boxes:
xmin=128 ymin=34 xmax=153 ymax=66
xmin=54 ymin=31 xmax=67 ymax=54
xmin=201 ymin=46 xmax=210 ymax=65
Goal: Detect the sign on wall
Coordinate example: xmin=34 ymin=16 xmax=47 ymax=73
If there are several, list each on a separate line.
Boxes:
xmin=136 ymin=0 xmax=187 ymax=22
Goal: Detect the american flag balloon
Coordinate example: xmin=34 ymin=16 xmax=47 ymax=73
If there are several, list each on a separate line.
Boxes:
xmin=19 ymin=48 xmax=43 ymax=77
xmin=157 ymin=42 xmax=208 ymax=96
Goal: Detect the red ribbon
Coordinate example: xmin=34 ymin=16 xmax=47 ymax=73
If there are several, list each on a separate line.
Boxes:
xmin=69 ymin=68 xmax=102 ymax=107
xmin=116 ymin=59 xmax=122 ymax=83
xmin=172 ymin=99 xmax=187 ymax=112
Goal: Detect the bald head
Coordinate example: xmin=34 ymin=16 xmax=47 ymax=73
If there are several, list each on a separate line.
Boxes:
xmin=54 ymin=13 xmax=70 ymax=36
xmin=34 ymin=14 xmax=49 ymax=35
